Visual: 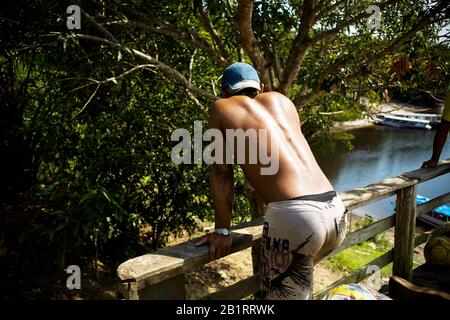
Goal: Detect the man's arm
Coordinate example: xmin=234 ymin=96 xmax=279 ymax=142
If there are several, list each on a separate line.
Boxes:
xmin=210 ymin=163 xmax=234 ymax=229
xmin=196 ymin=103 xmax=233 ymax=260
xmin=422 ymin=119 xmax=450 ymax=168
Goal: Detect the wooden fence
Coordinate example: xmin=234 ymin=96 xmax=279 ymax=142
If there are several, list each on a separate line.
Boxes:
xmin=116 ymin=159 xmax=450 ymax=300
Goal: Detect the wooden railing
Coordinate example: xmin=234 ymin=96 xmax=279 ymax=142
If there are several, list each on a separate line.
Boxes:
xmin=116 ymin=159 xmax=450 ymax=300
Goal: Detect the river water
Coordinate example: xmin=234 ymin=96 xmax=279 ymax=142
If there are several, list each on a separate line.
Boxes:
xmin=312 ymin=125 xmax=450 ymax=220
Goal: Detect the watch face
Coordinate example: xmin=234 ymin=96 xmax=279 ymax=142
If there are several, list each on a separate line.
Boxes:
xmin=222 ymin=229 xmax=229 ymax=236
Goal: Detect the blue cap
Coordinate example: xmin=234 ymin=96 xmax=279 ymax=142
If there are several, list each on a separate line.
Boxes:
xmin=221 ymin=62 xmax=261 ymax=93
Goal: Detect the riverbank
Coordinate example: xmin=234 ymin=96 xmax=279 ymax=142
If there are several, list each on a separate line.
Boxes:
xmin=331 ymin=99 xmax=443 ymax=131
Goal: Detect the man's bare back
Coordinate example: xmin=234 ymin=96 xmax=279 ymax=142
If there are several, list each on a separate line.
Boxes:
xmin=209 ymin=91 xmax=334 ymax=203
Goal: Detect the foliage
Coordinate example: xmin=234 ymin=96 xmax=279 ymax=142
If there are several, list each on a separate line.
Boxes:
xmin=1 ymin=0 xmax=449 ymax=266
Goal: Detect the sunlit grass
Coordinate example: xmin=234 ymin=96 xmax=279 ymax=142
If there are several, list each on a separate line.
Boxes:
xmin=323 ymin=240 xmax=393 ymax=278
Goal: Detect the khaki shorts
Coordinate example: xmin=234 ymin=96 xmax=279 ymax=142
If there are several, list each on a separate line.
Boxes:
xmin=260 ymin=193 xmax=347 ymax=300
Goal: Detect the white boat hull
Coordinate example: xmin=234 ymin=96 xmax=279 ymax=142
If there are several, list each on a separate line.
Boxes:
xmin=377 ymin=114 xmax=432 ymax=130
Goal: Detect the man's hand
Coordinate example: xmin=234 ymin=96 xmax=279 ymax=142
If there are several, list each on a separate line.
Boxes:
xmin=195 ymin=232 xmax=232 ymax=261
xmin=421 ymin=159 xmax=438 ymax=169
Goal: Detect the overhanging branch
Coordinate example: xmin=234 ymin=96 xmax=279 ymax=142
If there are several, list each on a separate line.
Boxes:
xmin=278 ymin=0 xmax=317 ymax=94
xmin=233 ymin=0 xmax=271 ymax=90
xmin=51 ymin=32 xmax=219 ymax=102
xmin=116 ymin=5 xmax=230 ymax=68
xmin=131 ymin=49 xmax=219 ymax=101
xmin=197 ymin=3 xmax=230 ymax=60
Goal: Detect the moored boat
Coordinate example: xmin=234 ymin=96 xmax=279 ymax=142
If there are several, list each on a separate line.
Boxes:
xmin=377 ymin=114 xmax=432 ymax=130
xmin=390 ymin=111 xmax=441 ymax=127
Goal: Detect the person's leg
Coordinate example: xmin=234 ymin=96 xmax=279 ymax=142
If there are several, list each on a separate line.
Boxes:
xmin=259 ymin=201 xmax=327 ymax=300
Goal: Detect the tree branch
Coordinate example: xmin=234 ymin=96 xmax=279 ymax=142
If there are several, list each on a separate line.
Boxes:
xmin=101 ymin=64 xmax=158 ymax=84
xmin=61 ymin=32 xmax=119 ymax=46
xmin=185 ymin=89 xmax=208 ymax=116
xmin=313 ymin=0 xmax=348 ymax=25
xmin=345 ymin=1 xmax=449 ymax=82
xmin=72 ymin=84 xmax=100 ymax=119
xmin=270 ymin=46 xmax=284 ymax=85
xmin=312 ymin=0 xmax=400 ymax=44
xmin=81 ymin=8 xmax=118 ymax=44
xmin=233 ymin=0 xmax=271 ymax=90
xmin=278 ymin=0 xmax=317 ymax=94
xmin=117 ymin=5 xmax=230 ymax=68
xmin=197 ymin=3 xmax=230 ymax=60
xmin=189 ymin=49 xmax=197 ymax=84
xmin=131 ymin=49 xmax=219 ymax=101
xmin=52 ymin=32 xmax=219 ymax=102
xmin=417 ymin=89 xmax=445 ymax=103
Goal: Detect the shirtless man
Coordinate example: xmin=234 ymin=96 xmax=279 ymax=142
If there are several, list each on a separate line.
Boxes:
xmin=196 ymin=62 xmax=347 ymax=300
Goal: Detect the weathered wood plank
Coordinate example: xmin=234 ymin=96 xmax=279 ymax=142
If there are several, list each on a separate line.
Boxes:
xmin=116 ymin=160 xmax=449 ymax=297
xmin=202 ymin=274 xmax=260 ymax=300
xmin=116 ymin=281 xmax=140 ymax=300
xmin=117 ymin=274 xmax=186 ymax=300
xmin=340 ymin=177 xmax=416 ymax=211
xmin=340 ymin=159 xmax=450 ymax=211
xmin=117 ymin=224 xmax=263 ymax=284
xmin=117 ymin=189 xmax=401 ymax=285
xmin=402 ymin=159 xmax=450 ymax=182
xmin=390 ymin=274 xmax=450 ymax=300
xmin=117 ymin=214 xmax=395 ymax=286
xmin=417 ymin=192 xmax=450 ymax=216
xmin=393 ymin=185 xmax=417 ymax=281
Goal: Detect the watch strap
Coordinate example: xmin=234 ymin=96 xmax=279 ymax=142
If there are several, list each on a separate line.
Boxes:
xmin=215 ymin=228 xmax=230 ymax=236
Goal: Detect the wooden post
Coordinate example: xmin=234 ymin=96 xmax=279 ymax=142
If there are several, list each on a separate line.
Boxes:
xmin=393 ymin=185 xmax=417 ymax=281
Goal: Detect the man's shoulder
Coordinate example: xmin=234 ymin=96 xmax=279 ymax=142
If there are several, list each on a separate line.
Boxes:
xmin=208 ymin=98 xmax=240 ymax=123
xmin=210 ymin=91 xmax=293 ymax=114
xmin=210 ymin=97 xmax=237 ymax=114
xmin=210 ymin=95 xmax=253 ymax=111
xmin=257 ymin=91 xmax=293 ymax=106
xmin=257 ymin=91 xmax=289 ymax=100
xmin=256 ymin=91 xmax=295 ymax=111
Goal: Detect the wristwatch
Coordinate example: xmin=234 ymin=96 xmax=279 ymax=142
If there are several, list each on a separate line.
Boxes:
xmin=215 ymin=228 xmax=230 ymax=236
